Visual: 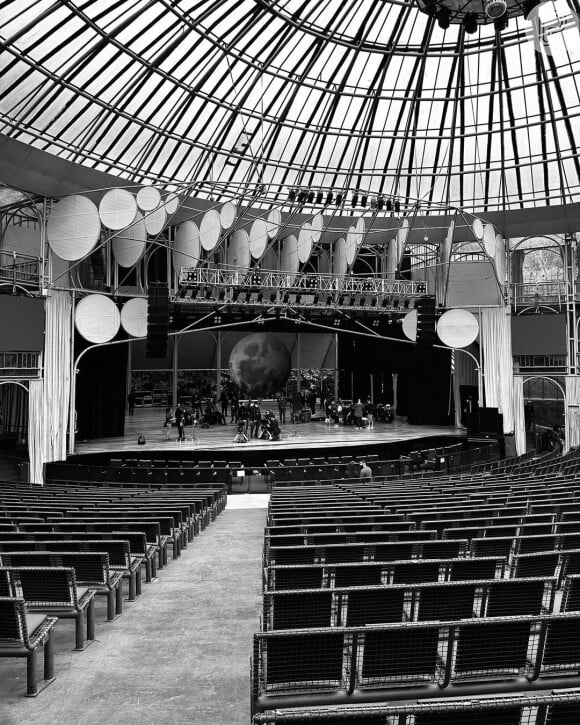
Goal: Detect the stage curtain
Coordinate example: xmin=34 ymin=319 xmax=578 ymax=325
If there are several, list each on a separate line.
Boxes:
xmin=44 ymin=290 xmax=71 ymax=462
xmin=28 ymin=379 xmax=44 ymax=485
xmin=75 ymin=336 xmax=128 ymax=439
xmin=511 ymin=249 xmax=524 ymax=286
xmin=565 ymin=375 xmax=580 ymax=451
xmin=480 ymin=307 xmax=515 ymax=433
xmin=513 ymin=375 xmax=526 ymax=455
xmin=452 ymin=346 xmax=479 ymax=428
xmin=0 ymin=383 xmax=28 ymax=434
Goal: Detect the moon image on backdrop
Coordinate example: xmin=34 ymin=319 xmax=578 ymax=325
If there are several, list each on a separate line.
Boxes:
xmin=228 ymin=333 xmax=291 ymax=398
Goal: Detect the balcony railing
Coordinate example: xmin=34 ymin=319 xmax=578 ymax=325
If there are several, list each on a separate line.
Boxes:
xmin=0 ymin=250 xmax=42 ymax=291
xmin=511 ymin=281 xmax=566 ymax=310
xmin=0 ymin=351 xmax=41 ymax=378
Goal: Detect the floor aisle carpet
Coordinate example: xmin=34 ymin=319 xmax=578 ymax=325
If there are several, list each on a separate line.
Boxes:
xmin=0 ymin=502 xmax=267 ymax=725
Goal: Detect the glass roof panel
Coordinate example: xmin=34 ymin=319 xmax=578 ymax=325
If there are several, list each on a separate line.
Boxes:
xmin=0 ymin=0 xmax=579 ymax=212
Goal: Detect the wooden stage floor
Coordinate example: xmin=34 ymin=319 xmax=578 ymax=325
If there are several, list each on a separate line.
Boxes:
xmin=74 ymin=407 xmax=464 ymax=455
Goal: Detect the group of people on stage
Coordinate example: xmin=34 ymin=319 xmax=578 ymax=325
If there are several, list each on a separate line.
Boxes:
xmin=324 ymin=397 xmax=394 ymax=427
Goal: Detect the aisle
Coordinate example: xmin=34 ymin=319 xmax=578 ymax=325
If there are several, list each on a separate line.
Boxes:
xmin=0 ymin=499 xmax=267 ymax=725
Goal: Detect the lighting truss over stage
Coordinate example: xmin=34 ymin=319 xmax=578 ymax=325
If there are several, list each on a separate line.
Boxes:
xmin=175 ymin=267 xmax=426 ymax=321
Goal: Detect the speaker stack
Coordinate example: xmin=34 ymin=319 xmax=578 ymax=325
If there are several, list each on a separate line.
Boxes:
xmin=415 ymin=296 xmax=437 ymax=346
xmin=146 ymin=282 xmax=169 ymax=358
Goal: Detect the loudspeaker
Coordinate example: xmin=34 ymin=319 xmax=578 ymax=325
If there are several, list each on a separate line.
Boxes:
xmin=147 ymin=283 xmax=169 ymax=358
xmin=479 ymin=407 xmax=502 ymax=436
xmin=415 ymin=296 xmax=437 ymax=345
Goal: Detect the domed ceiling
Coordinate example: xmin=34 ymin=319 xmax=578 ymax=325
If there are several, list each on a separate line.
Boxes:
xmin=0 ymin=0 xmax=579 ymax=213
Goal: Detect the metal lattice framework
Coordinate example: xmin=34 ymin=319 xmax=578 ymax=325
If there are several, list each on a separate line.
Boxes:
xmin=1 ymin=0 xmax=580 ymax=212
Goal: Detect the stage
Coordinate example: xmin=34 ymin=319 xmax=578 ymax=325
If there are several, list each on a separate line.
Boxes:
xmin=73 ymin=407 xmax=465 ymax=458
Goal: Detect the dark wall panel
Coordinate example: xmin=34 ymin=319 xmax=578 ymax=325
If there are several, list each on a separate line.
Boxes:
xmin=511 ymin=314 xmax=566 ymax=355
xmin=0 ymin=296 xmax=44 ymax=351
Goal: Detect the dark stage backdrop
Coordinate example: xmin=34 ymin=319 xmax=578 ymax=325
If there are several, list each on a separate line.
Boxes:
xmin=338 ymin=329 xmax=452 ymax=426
xmin=75 ymin=333 xmax=128 ymax=439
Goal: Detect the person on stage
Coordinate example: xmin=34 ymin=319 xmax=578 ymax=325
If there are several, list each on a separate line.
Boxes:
xmin=353 ymin=398 xmax=364 ymax=428
xmin=291 ymin=391 xmax=303 ymax=424
xmin=249 ymin=399 xmax=262 ymax=438
xmin=220 ymin=390 xmax=229 ymax=421
xmin=365 ymin=397 xmax=374 ymax=429
xmin=230 ymin=394 xmax=239 ymax=423
xmin=174 ymin=402 xmax=186 ymax=442
xmin=127 ymin=388 xmax=136 ymax=416
xmin=276 ymin=392 xmax=287 ymax=423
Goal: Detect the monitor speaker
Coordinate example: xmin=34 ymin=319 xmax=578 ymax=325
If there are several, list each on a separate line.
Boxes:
xmin=147 ymin=283 xmax=169 ymax=358
xmin=415 ymin=296 xmax=437 ymax=346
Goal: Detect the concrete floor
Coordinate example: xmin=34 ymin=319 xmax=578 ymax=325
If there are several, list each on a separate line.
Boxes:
xmin=0 ymin=498 xmax=267 ymax=725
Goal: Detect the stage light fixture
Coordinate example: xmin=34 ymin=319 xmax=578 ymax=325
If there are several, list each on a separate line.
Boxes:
xmin=393 ymin=298 xmax=400 ymax=308
xmin=295 ymin=294 xmax=301 ymax=304
xmin=371 ymin=297 xmax=377 ymax=307
xmin=214 ymin=313 xmax=222 ymax=324
xmin=218 ymin=289 xmax=226 ymax=301
xmin=270 ymin=292 xmax=277 ymax=302
xmin=326 ymin=191 xmax=334 ymax=205
xmin=403 ymin=299 xmax=410 ymax=309
xmin=371 ymin=319 xmax=380 ymax=328
xmin=307 ymin=190 xmax=315 ymax=204
xmin=257 ymin=292 xmax=263 ymax=302
xmin=377 ymin=195 xmax=385 ymax=211
xmin=351 ymin=193 xmax=358 ymax=208
xmin=485 ymin=0 xmax=507 ymax=18
xmin=204 ymin=286 xmax=212 ymax=300
xmin=386 ymin=199 xmax=393 ymax=212
xmin=298 ymin=190 xmax=308 ymax=204
xmin=283 ymin=292 xmax=290 ymax=303
xmin=316 ymin=191 xmax=324 ymax=205
xmin=333 ymin=315 xmax=341 ymax=327
xmin=463 ymin=13 xmax=478 ymax=34
xmin=288 ymin=188 xmax=296 ymax=202
xmin=360 ymin=194 xmax=368 ymax=207
xmin=394 ymin=200 xmax=401 ymax=214
xmin=231 ymin=289 xmax=239 ymax=301
xmin=336 ymin=193 xmax=344 ymax=205
xmin=326 ymin=295 xmax=333 ymax=305
xmin=436 ymin=6 xmax=451 ymax=28
xmin=382 ymin=296 xmax=391 ymax=308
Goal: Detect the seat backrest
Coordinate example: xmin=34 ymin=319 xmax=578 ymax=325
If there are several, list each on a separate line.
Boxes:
xmin=391 ymin=561 xmax=441 ymax=584
xmin=324 ymin=545 xmax=366 ymax=564
xmin=373 ymin=543 xmax=414 ymax=561
xmin=417 ymin=583 xmax=477 ymax=622
xmin=334 ymin=565 xmax=382 ymax=588
xmin=13 ymin=567 xmax=75 ymax=607
xmin=60 ymin=552 xmax=109 ymax=585
xmin=563 ymin=575 xmax=580 ymax=612
xmin=270 ymin=566 xmax=324 ymax=591
xmin=346 ymin=589 xmax=405 ymax=626
xmin=261 ymin=632 xmax=345 ymax=689
xmin=0 ymin=596 xmax=25 ymax=643
xmin=541 ymin=616 xmax=580 ymax=672
xmin=512 ymin=552 xmax=559 ymax=579
xmin=454 ymin=620 xmax=531 ymax=677
xmin=0 ymin=568 xmax=13 ymax=597
xmin=270 ymin=591 xmax=333 ymax=629
xmin=449 ymin=558 xmax=500 ymax=581
xmin=485 ymin=579 xmax=550 ymax=617
xmin=361 ymin=625 xmax=440 ymax=683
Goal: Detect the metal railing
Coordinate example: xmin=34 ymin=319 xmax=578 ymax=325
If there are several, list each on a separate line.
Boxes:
xmin=0 ymin=250 xmax=42 ymax=291
xmin=179 ymin=266 xmax=426 ymax=297
xmin=511 ymin=281 xmax=566 ymax=310
xmin=0 ymin=352 xmax=41 ymax=378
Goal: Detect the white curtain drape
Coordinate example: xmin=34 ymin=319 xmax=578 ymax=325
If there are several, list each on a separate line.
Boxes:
xmin=480 ymin=307 xmax=515 ymax=433
xmin=513 ymin=375 xmax=526 ymax=455
xmin=28 ymin=379 xmax=44 ymax=485
xmin=565 ymin=375 xmax=580 ymax=452
xmin=452 ymin=346 xmax=479 ymax=428
xmin=43 ymin=290 xmax=72 ymax=463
